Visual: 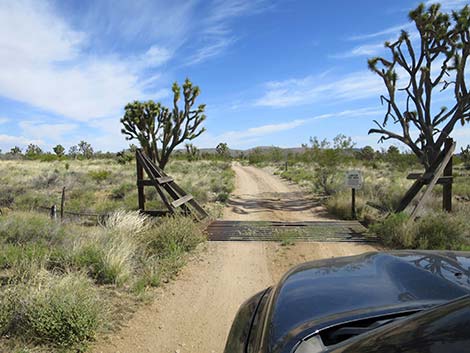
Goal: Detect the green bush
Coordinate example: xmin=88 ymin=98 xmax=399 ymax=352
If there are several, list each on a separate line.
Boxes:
xmin=369 ymin=211 xmax=468 ymax=250
xmin=88 ymin=170 xmax=111 ymax=183
xmin=0 ymin=212 xmax=65 ymax=245
xmin=24 ymin=273 xmax=101 ymax=350
xmin=414 ymin=212 xmax=466 ymax=250
xmin=216 ymin=192 xmax=230 ymax=203
xmin=0 ymin=288 xmax=15 ymax=336
xmin=0 ymin=272 xmax=103 ymax=351
xmin=141 ymin=216 xmax=205 ymax=258
xmin=369 ymin=213 xmax=413 ymax=248
xmin=110 ymin=183 xmax=134 ymax=200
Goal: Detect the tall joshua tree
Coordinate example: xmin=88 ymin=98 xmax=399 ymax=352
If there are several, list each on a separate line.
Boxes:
xmin=121 ymin=78 xmax=206 ymax=170
xmin=368 ymin=3 xmax=470 ymax=168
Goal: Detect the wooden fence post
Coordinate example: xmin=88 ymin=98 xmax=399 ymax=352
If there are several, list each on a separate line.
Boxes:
xmin=442 ymin=138 xmax=453 ymax=212
xmin=351 ymin=188 xmax=356 ymax=220
xmin=50 ymin=205 xmax=57 ymax=220
xmin=60 ymin=187 xmax=66 ymax=220
xmin=136 ymin=151 xmax=145 ymax=211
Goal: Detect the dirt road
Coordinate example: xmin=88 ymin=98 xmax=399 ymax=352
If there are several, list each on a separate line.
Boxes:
xmin=223 ymin=163 xmax=332 ymax=221
xmin=93 ymin=165 xmax=377 ymax=353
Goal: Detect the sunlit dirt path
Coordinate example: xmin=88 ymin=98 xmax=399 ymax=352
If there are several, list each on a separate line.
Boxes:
xmin=92 ymin=164 xmax=377 ymax=353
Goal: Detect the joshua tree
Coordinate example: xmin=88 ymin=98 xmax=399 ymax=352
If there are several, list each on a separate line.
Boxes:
xmin=368 ymin=3 xmax=470 ymax=168
xmin=25 ymin=144 xmax=42 ymax=158
xmin=461 ymin=144 xmax=470 ymax=169
xmin=53 ymin=144 xmax=65 ymax=157
xmin=360 ymin=146 xmax=376 ymax=161
xmin=121 ymin=78 xmax=206 ymax=170
xmin=216 ymin=142 xmax=229 ymax=159
xmin=78 ymin=141 xmax=94 ymax=159
xmin=10 ymin=146 xmax=21 ymax=155
xmin=185 ymin=143 xmax=200 ymax=161
xmin=68 ymin=145 xmax=78 ymax=159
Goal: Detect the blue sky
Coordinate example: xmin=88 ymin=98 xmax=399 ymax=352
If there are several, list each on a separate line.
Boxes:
xmin=0 ymin=0 xmax=469 ymax=152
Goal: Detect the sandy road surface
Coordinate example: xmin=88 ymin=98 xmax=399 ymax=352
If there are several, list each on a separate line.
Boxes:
xmin=93 ymin=164 xmax=377 ymax=353
xmin=223 ymin=163 xmax=332 ymax=221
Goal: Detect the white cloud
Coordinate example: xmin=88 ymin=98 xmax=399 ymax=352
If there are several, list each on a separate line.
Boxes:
xmin=0 ymin=117 xmax=9 ymax=124
xmin=186 ymin=37 xmax=236 ymax=66
xmin=196 ymin=107 xmax=383 ymax=148
xmin=309 ymin=108 xmax=383 ymax=121
xmin=19 ymin=121 xmax=78 ymax=143
xmin=187 ymin=0 xmax=270 ymax=65
xmin=0 ymin=134 xmax=44 ymax=149
xmin=0 ymin=1 xmax=169 ymax=122
xmin=331 ymin=43 xmax=385 ymax=58
xmin=197 ymin=119 xmax=306 ymax=148
xmin=255 ymin=71 xmax=384 ymax=107
xmin=139 ymin=46 xmax=173 ymax=68
xmin=348 ymin=23 xmax=412 ymax=41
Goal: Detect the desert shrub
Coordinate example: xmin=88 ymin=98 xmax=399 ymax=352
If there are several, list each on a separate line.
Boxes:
xmin=141 ymin=216 xmax=205 ymax=258
xmin=413 ymin=212 xmax=467 ymax=250
xmin=88 ymin=170 xmax=111 ymax=183
xmin=0 ymin=287 xmax=16 ymax=336
xmin=32 ymin=170 xmax=61 ymax=189
xmin=0 ymin=243 xmax=51 ymax=275
xmin=369 ymin=213 xmax=414 ymax=248
xmin=313 ymin=166 xmax=344 ymax=195
xmin=0 ymin=212 xmax=65 ymax=245
xmin=216 ymin=192 xmax=230 ymax=203
xmin=326 ymin=191 xmax=365 ymax=220
xmin=110 ymin=183 xmax=134 ymax=200
xmin=370 ymin=212 xmax=468 ymax=250
xmin=273 ymin=228 xmax=298 ymax=246
xmin=280 ymin=166 xmax=315 ymax=184
xmin=2 ymin=272 xmax=103 ymax=350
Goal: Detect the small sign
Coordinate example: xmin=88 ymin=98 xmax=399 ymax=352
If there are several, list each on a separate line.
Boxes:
xmin=345 ymin=170 xmax=363 ymax=189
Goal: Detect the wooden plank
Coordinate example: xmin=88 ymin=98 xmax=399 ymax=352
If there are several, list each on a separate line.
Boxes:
xmin=137 ymin=177 xmax=176 ymax=187
xmin=172 ymin=194 xmax=193 ymax=208
xmin=157 ymin=176 xmax=173 ymax=184
xmin=141 ymin=210 xmax=171 ymax=216
xmin=137 ymin=151 xmax=175 ymax=213
xmin=406 ymin=173 xmax=452 ymax=184
xmin=396 ymin=146 xmax=447 ymax=213
xmin=137 ymin=150 xmax=208 ymax=219
xmin=409 ymin=141 xmax=456 ymax=221
xmin=443 ymin=138 xmax=453 ymax=212
xmin=136 ymin=152 xmax=145 ymax=210
xmin=140 ymin=154 xmax=188 ymax=206
xmin=137 ymin=179 xmax=157 ymax=186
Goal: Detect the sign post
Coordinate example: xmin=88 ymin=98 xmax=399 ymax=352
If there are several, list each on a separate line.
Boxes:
xmin=345 ymin=170 xmax=363 ymax=220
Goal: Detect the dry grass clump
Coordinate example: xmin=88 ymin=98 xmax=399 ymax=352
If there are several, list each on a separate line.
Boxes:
xmin=0 ymin=210 xmax=206 ymax=352
xmin=105 ymin=210 xmax=150 ymax=235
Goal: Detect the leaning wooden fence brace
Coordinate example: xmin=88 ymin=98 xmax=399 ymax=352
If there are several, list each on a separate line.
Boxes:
xmin=135 ymin=149 xmax=209 ymax=220
xmin=395 ymin=138 xmax=455 ymax=216
xmin=407 ymin=140 xmax=455 ymax=222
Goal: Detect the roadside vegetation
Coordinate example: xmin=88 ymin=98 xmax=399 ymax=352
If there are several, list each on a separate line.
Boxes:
xmin=0 ymin=157 xmax=234 ymax=219
xmin=0 ymin=211 xmax=206 ymax=352
xmin=0 ymin=144 xmax=234 ymax=352
xmin=242 ymin=139 xmax=470 ymax=250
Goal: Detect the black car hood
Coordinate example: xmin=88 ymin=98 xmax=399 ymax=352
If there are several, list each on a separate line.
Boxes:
xmin=264 ymin=251 xmax=470 ymax=353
